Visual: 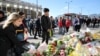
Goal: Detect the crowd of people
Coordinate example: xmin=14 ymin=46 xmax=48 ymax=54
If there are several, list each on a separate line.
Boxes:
xmin=0 ymin=7 xmax=100 ymax=56
xmin=0 ymin=8 xmax=58 ymax=56
xmin=58 ymin=15 xmax=100 ymax=35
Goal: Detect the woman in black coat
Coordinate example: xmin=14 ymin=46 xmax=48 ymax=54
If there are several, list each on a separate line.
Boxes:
xmin=0 ymin=12 xmax=31 ymax=56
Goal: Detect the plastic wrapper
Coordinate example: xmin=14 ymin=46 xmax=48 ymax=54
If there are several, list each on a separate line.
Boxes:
xmin=37 ymin=42 xmax=48 ymax=53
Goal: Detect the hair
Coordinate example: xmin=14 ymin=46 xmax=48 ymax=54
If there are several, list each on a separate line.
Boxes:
xmin=0 ymin=10 xmax=4 ymax=16
xmin=3 ymin=12 xmax=23 ymax=29
xmin=43 ymin=8 xmax=49 ymax=12
xmin=18 ymin=12 xmax=25 ymax=16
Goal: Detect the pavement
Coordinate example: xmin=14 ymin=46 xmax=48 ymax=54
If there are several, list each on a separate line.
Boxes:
xmin=27 ymin=26 xmax=100 ymax=44
xmin=27 ymin=27 xmax=63 ymax=43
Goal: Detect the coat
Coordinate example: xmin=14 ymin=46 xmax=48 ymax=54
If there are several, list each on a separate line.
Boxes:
xmin=0 ymin=23 xmax=26 ymax=56
xmin=35 ymin=18 xmax=41 ymax=29
xmin=41 ymin=15 xmax=51 ymax=32
xmin=65 ymin=20 xmax=71 ymax=27
xmin=58 ymin=19 xmax=63 ymax=27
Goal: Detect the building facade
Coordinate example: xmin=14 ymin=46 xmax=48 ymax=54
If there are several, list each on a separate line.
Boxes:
xmin=0 ymin=0 xmax=42 ymax=19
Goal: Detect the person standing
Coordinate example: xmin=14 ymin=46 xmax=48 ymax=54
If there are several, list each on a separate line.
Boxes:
xmin=86 ymin=17 xmax=91 ymax=27
xmin=93 ymin=17 xmax=97 ymax=28
xmin=58 ymin=17 xmax=63 ymax=34
xmin=41 ymin=8 xmax=51 ymax=44
xmin=74 ymin=16 xmax=81 ymax=32
xmin=65 ymin=18 xmax=71 ymax=33
xmin=34 ymin=15 xmax=41 ymax=39
xmin=50 ymin=16 xmax=56 ymax=37
xmin=29 ymin=19 xmax=35 ymax=36
xmin=62 ymin=18 xmax=66 ymax=34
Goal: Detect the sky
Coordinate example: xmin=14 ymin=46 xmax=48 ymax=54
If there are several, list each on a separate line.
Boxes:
xmin=22 ymin=0 xmax=100 ymax=17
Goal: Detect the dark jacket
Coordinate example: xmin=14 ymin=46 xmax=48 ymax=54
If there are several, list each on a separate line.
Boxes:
xmin=41 ymin=15 xmax=51 ymax=31
xmin=50 ymin=19 xmax=56 ymax=28
xmin=23 ymin=19 xmax=27 ymax=28
xmin=62 ymin=19 xmax=66 ymax=26
xmin=0 ymin=24 xmax=26 ymax=56
xmin=36 ymin=18 xmax=41 ymax=29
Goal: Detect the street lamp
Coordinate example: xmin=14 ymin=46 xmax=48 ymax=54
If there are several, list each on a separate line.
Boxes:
xmin=14 ymin=4 xmax=17 ymax=8
xmin=30 ymin=7 xmax=33 ymax=10
xmin=36 ymin=0 xmax=38 ymax=18
xmin=19 ymin=5 xmax=23 ymax=11
xmin=25 ymin=6 xmax=28 ymax=9
xmin=6 ymin=4 xmax=10 ymax=7
xmin=19 ymin=5 xmax=22 ymax=8
xmin=66 ymin=0 xmax=72 ymax=13
xmin=80 ymin=7 xmax=83 ymax=15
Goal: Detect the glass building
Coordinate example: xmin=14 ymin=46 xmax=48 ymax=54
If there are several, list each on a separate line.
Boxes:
xmin=0 ymin=0 xmax=42 ymax=19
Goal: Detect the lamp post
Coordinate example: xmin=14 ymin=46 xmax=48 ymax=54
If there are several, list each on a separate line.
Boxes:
xmin=36 ymin=0 xmax=38 ymax=18
xmin=66 ymin=0 xmax=72 ymax=13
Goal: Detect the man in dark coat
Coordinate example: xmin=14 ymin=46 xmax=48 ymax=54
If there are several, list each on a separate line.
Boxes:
xmin=41 ymin=8 xmax=51 ymax=44
xmin=34 ymin=15 xmax=41 ymax=39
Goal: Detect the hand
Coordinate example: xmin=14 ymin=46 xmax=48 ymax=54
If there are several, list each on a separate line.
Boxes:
xmin=47 ymin=29 xmax=51 ymax=32
xmin=27 ymin=45 xmax=36 ymax=54
xmin=24 ymin=28 xmax=28 ymax=32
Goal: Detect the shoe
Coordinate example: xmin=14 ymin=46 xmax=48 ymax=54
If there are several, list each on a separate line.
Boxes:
xmin=34 ymin=38 xmax=38 ymax=39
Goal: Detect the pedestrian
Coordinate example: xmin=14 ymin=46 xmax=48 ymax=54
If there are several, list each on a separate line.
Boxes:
xmin=50 ymin=16 xmax=56 ymax=37
xmin=73 ymin=15 xmax=81 ymax=32
xmin=58 ymin=17 xmax=63 ymax=34
xmin=62 ymin=17 xmax=66 ymax=34
xmin=0 ymin=12 xmax=32 ymax=56
xmin=86 ymin=17 xmax=91 ymax=27
xmin=0 ymin=10 xmax=6 ymax=25
xmin=29 ymin=19 xmax=35 ymax=36
xmin=92 ymin=17 xmax=97 ymax=28
xmin=65 ymin=18 xmax=71 ymax=33
xmin=41 ymin=8 xmax=51 ymax=44
xmin=34 ymin=15 xmax=41 ymax=39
